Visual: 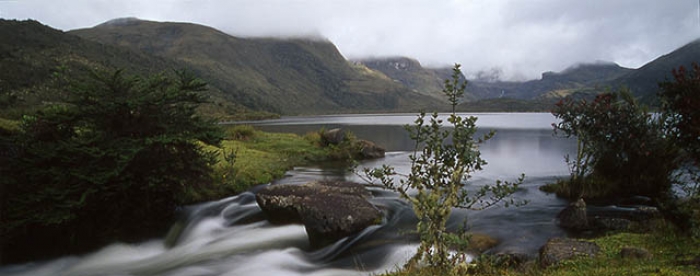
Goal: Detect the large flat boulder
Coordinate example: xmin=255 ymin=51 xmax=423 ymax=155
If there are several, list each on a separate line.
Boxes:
xmin=539 ymin=237 xmax=600 ymax=267
xmin=255 ymin=181 xmax=382 ymax=248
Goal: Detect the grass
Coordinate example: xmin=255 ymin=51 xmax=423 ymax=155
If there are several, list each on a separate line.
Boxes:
xmin=539 ymin=177 xmax=618 ymax=201
xmin=381 ymin=222 xmax=700 ymax=276
xmin=182 ymin=125 xmax=337 ymax=202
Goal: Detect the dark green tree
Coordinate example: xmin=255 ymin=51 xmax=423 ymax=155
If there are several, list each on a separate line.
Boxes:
xmin=660 ymin=63 xmax=700 ymax=168
xmin=1 ymin=69 xmax=222 ymax=264
xmin=659 ymin=63 xmax=700 ymax=239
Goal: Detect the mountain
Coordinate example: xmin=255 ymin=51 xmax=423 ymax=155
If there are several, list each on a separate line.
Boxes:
xmin=353 ymin=57 xmax=472 ymax=102
xmin=468 ymin=62 xmax=633 ymax=100
xmin=614 ymin=38 xmax=700 ymax=103
xmin=0 ymin=19 xmax=270 ymax=120
xmin=70 ymin=18 xmax=441 ymax=114
xmin=467 ymin=39 xmax=700 ymax=105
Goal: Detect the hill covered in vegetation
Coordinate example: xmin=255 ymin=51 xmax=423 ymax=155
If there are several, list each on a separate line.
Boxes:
xmin=70 ymin=18 xmax=441 ymax=115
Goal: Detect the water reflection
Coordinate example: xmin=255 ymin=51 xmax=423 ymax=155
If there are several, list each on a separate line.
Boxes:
xmin=254 ymin=113 xmax=578 ymax=255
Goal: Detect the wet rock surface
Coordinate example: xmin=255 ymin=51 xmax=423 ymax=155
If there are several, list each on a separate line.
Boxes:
xmin=557 ymin=198 xmax=588 ymax=230
xmin=256 ymin=181 xmax=383 ymax=248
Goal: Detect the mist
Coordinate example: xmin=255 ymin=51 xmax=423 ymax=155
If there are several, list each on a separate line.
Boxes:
xmin=2 ymin=0 xmax=698 ymax=80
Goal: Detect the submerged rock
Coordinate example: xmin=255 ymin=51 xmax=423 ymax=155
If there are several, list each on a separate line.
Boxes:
xmin=357 ymin=139 xmax=385 ymax=159
xmin=468 ymin=233 xmax=499 ymax=253
xmin=539 ymin=237 xmax=600 ymax=267
xmin=255 ymin=181 xmax=382 ymax=248
xmin=591 ymin=217 xmax=632 ymax=231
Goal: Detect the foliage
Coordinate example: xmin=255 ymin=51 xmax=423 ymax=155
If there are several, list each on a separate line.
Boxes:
xmin=659 ymin=63 xmax=700 ymax=176
xmin=659 ymin=63 xmax=700 ymax=239
xmin=363 ymin=64 xmax=523 ymax=271
xmin=196 ymin=127 xmax=332 ymax=201
xmin=551 ymin=90 xmax=679 ymax=199
xmin=1 ymin=69 xmax=223 ymax=263
xmin=383 ymin=223 xmax=700 ymax=276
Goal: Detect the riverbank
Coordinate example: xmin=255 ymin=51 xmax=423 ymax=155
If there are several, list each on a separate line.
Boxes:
xmin=384 ymin=222 xmax=700 ymax=275
xmin=180 ymin=125 xmax=359 ymax=203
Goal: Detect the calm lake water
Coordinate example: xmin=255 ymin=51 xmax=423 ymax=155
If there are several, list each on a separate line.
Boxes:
xmin=1 ymin=113 xmax=578 ymax=276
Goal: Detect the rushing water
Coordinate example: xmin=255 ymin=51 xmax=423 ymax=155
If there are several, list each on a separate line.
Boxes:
xmin=1 ymin=113 xmax=577 ymax=276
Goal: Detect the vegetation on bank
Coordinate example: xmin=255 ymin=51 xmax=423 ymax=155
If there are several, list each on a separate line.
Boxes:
xmin=365 ymin=64 xmax=524 ymax=272
xmin=541 ymin=63 xmax=700 ymax=239
xmin=0 ymin=69 xmax=357 ymax=265
xmin=1 ymin=62 xmax=699 ymax=276
xmin=382 ymin=223 xmax=700 ymax=276
xmin=377 ymin=63 xmax=700 ymax=275
xmin=184 ymin=124 xmax=339 ymax=202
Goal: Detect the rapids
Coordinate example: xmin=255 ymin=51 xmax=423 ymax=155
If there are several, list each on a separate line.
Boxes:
xmin=0 ymin=113 xmax=577 ymax=276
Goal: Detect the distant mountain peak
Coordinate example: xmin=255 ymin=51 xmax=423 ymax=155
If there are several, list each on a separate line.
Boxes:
xmin=561 ymin=60 xmax=623 ymax=73
xmin=97 ymin=17 xmax=143 ymax=27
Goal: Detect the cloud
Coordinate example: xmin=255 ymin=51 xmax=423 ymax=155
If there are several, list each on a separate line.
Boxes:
xmin=1 ymin=0 xmax=698 ymax=80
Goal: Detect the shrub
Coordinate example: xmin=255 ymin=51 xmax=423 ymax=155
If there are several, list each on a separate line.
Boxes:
xmin=1 ymin=69 xmax=223 ymax=263
xmin=551 ymin=90 xmax=679 ymax=200
xmin=363 ymin=64 xmax=523 ymax=271
xmin=659 ymin=63 xmax=700 ymax=239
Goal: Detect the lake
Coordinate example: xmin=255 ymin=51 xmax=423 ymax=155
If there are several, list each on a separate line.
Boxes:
xmin=0 ymin=113 xmax=578 ymax=276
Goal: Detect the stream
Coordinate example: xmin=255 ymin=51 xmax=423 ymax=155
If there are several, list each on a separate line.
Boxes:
xmin=0 ymin=113 xmax=578 ymax=276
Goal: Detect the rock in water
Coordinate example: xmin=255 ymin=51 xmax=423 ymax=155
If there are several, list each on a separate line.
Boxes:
xmin=557 ymin=198 xmax=588 ymax=230
xmin=539 ymin=237 xmax=600 ymax=267
xmin=321 ymin=128 xmax=346 ymax=145
xmin=255 ymin=181 xmax=382 ymax=248
xmin=357 ymin=139 xmax=385 ymax=159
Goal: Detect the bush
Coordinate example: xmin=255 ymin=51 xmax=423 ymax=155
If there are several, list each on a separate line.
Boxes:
xmin=0 ymin=69 xmax=223 ymax=264
xmin=551 ymin=90 xmax=679 ymax=200
xmin=660 ymin=63 xmax=700 ymax=167
xmin=659 ymin=63 xmax=700 ymax=239
xmin=363 ymin=64 xmax=523 ymax=271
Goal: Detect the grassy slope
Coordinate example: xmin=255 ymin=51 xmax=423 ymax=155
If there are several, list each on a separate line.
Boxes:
xmin=615 ymin=38 xmax=700 ymax=104
xmin=0 ymin=19 xmax=265 ymax=120
xmin=70 ymin=19 xmax=442 ymax=115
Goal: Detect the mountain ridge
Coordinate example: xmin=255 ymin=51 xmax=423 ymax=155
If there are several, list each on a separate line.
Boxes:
xmin=2 ymin=17 xmax=699 ymax=117
xmin=70 ymin=18 xmax=442 ymax=114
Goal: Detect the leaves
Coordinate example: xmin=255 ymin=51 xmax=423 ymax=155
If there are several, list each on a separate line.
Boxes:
xmin=552 ymin=89 xmax=680 ymax=199
xmin=2 ymin=69 xmax=223 ymax=254
xmin=362 ymin=64 xmax=523 ymax=270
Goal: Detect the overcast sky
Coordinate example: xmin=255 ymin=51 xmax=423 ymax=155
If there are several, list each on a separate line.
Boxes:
xmin=2 ymin=0 xmax=699 ymax=80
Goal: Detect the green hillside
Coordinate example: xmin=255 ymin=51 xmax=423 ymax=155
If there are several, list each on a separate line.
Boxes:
xmin=0 ymin=19 xmax=263 ymax=120
xmin=354 ymin=57 xmax=458 ymax=102
xmin=615 ymin=38 xmax=700 ymax=103
xmin=70 ymin=18 xmax=441 ymax=114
